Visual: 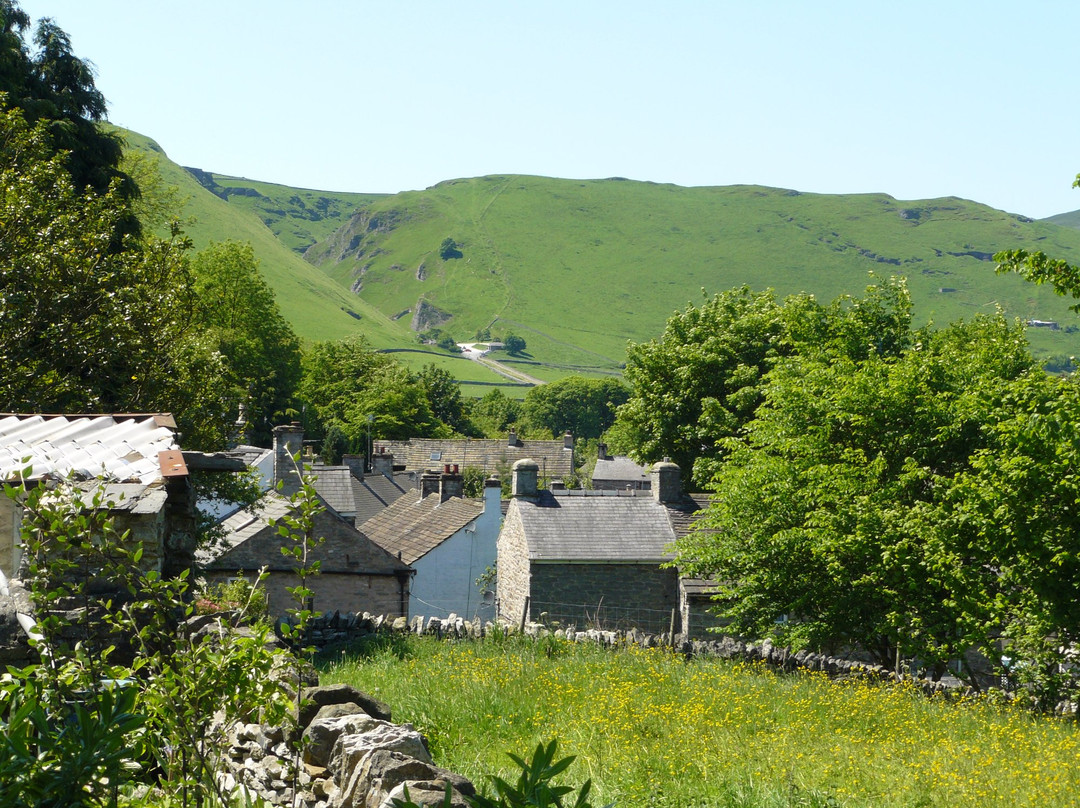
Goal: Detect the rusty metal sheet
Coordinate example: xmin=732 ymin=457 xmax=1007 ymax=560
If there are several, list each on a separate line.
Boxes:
xmin=158 ymin=450 xmax=188 ymax=478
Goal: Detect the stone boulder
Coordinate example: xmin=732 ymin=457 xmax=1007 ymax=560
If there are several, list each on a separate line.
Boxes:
xmin=335 ymin=748 xmax=474 ymax=808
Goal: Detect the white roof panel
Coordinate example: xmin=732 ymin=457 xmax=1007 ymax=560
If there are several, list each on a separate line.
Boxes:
xmin=0 ymin=415 xmax=179 ymax=486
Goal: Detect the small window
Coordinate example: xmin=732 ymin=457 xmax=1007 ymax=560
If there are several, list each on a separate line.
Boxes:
xmin=430 ymin=450 xmax=442 ymax=461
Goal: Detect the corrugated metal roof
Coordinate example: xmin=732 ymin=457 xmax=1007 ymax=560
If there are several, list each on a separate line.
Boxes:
xmin=0 ymin=414 xmax=179 ymax=485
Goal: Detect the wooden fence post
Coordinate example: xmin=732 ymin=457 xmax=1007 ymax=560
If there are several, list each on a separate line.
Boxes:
xmin=519 ymin=596 xmax=530 ymax=634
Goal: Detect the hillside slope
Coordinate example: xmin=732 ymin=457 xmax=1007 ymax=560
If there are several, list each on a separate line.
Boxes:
xmin=117 ymin=129 xmax=416 ymax=346
xmin=305 ymin=175 xmax=1080 ymax=365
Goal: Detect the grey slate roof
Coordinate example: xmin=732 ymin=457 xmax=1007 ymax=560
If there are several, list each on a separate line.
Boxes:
xmin=311 ymin=466 xmax=355 ymax=516
xmin=200 ymin=493 xmax=294 ymax=565
xmin=201 ymin=491 xmax=412 ymax=577
xmin=360 ymin=493 xmax=483 ymax=565
xmin=0 ymin=414 xmax=178 ymax=485
xmin=514 ymin=490 xmax=710 ymax=563
xmin=590 ymin=455 xmax=650 ymax=486
xmin=375 ymin=437 xmax=573 ymax=479
xmin=351 ymin=473 xmax=413 ymax=526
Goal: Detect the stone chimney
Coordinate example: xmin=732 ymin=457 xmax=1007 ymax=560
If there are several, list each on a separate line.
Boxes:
xmin=563 ymin=431 xmax=573 ymax=450
xmin=273 ymin=422 xmax=304 ymax=497
xmin=597 ymin=442 xmax=609 ymax=461
xmin=507 ymin=430 xmax=519 ymax=447
xmin=650 ymin=458 xmax=681 ymax=504
xmin=419 ymin=469 xmax=441 ymax=501
xmin=439 ymin=464 xmax=464 ymax=502
xmin=511 ymin=458 xmax=539 ymax=498
xmin=372 ymin=447 xmax=394 ymax=479
xmin=342 ymin=454 xmax=365 ymax=480
xmin=229 ymin=402 xmax=250 ymax=449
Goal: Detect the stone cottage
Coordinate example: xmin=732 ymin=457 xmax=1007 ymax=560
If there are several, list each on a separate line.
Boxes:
xmin=589 ymin=442 xmax=651 ymax=491
xmin=200 ymin=424 xmax=414 ymax=618
xmin=360 ymin=466 xmax=503 ymax=621
xmin=497 ymin=458 xmax=710 ymax=636
xmin=374 ymin=431 xmax=575 ymax=482
xmin=0 ymin=413 xmax=197 ymax=580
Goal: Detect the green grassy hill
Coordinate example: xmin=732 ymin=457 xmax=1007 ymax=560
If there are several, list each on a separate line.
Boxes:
xmin=304 ymin=175 xmax=1080 ymax=368
xmin=1043 ymin=208 xmax=1080 ymax=230
xmin=116 ymin=129 xmax=417 ymax=348
xmin=118 ymin=128 xmax=1080 ymax=376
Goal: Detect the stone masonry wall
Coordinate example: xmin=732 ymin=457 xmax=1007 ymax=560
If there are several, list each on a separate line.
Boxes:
xmin=528 ymin=562 xmax=679 ymax=635
xmin=494 ymin=505 xmax=530 ymax=625
xmin=205 ymin=570 xmax=407 ymax=620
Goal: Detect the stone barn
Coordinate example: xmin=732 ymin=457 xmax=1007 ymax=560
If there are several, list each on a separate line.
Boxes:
xmin=497 ymin=458 xmax=709 ymax=636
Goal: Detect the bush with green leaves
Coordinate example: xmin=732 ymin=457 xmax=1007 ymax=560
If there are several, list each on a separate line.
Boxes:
xmin=0 ymin=474 xmax=291 ymax=807
xmin=393 ymin=739 xmax=612 ymax=808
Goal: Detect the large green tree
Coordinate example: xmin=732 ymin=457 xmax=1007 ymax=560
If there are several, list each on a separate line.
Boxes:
xmin=299 ymin=337 xmax=448 ymax=456
xmin=0 ymin=106 xmax=194 ymax=412
xmin=1 ymin=2 xmax=131 ymax=203
xmin=189 ymin=241 xmax=302 ymax=445
xmin=674 ymin=312 xmax=1080 ymax=691
xmin=523 ymin=375 xmax=628 ymax=440
xmin=608 ymin=278 xmax=911 ymax=485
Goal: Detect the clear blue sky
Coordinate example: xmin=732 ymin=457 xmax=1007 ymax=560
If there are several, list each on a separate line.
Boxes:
xmin=16 ymin=0 xmax=1080 ymax=218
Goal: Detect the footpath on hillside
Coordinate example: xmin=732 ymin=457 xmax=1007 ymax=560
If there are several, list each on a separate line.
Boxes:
xmin=457 ymin=343 xmax=545 ymax=385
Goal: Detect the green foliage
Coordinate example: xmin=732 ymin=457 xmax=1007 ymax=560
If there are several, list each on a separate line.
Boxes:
xmin=195 ymin=574 xmax=268 ymax=620
xmin=522 ymin=376 xmax=628 ymax=441
xmin=1 ymin=474 xmax=291 ymax=807
xmin=0 ymin=1 xmax=129 ymax=201
xmin=0 ymin=105 xmax=190 ymax=412
xmin=0 ymin=675 xmax=144 ymax=808
xmin=392 ymin=740 xmax=608 ymax=808
xmin=300 ymin=335 xmax=448 ymax=454
xmin=469 ymin=389 xmax=523 ymax=437
xmin=503 ymin=334 xmax=527 ymax=355
xmin=609 ymin=278 xmax=913 ymax=485
xmin=675 ymin=310 xmax=1080 ymax=696
xmin=189 ymin=241 xmax=302 ymax=444
xmin=272 ymin=465 xmax=327 ymax=800
xmin=439 ymin=237 xmax=462 ymax=260
xmin=419 ymin=363 xmax=479 ymax=436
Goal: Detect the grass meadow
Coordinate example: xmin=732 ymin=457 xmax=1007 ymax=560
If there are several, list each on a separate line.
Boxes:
xmin=321 ymin=635 xmax=1080 ymax=808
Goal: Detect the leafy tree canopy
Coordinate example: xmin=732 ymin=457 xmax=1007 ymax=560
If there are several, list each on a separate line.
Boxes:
xmin=418 ymin=363 xmax=479 ymax=436
xmin=503 ymin=334 xmax=526 ymax=355
xmin=189 ymin=241 xmax=302 ymax=445
xmin=522 ymin=376 xmax=628 ymax=440
xmin=607 ymin=277 xmax=912 ymax=486
xmin=675 ymin=310 xmax=1080 ymax=697
xmin=0 ymin=2 xmax=131 ymax=201
xmin=0 ymin=105 xmax=194 ymax=413
xmin=299 ymin=337 xmax=449 ymax=456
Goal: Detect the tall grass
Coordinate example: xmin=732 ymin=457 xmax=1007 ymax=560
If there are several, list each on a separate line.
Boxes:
xmin=321 ymin=634 xmax=1080 ymax=808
